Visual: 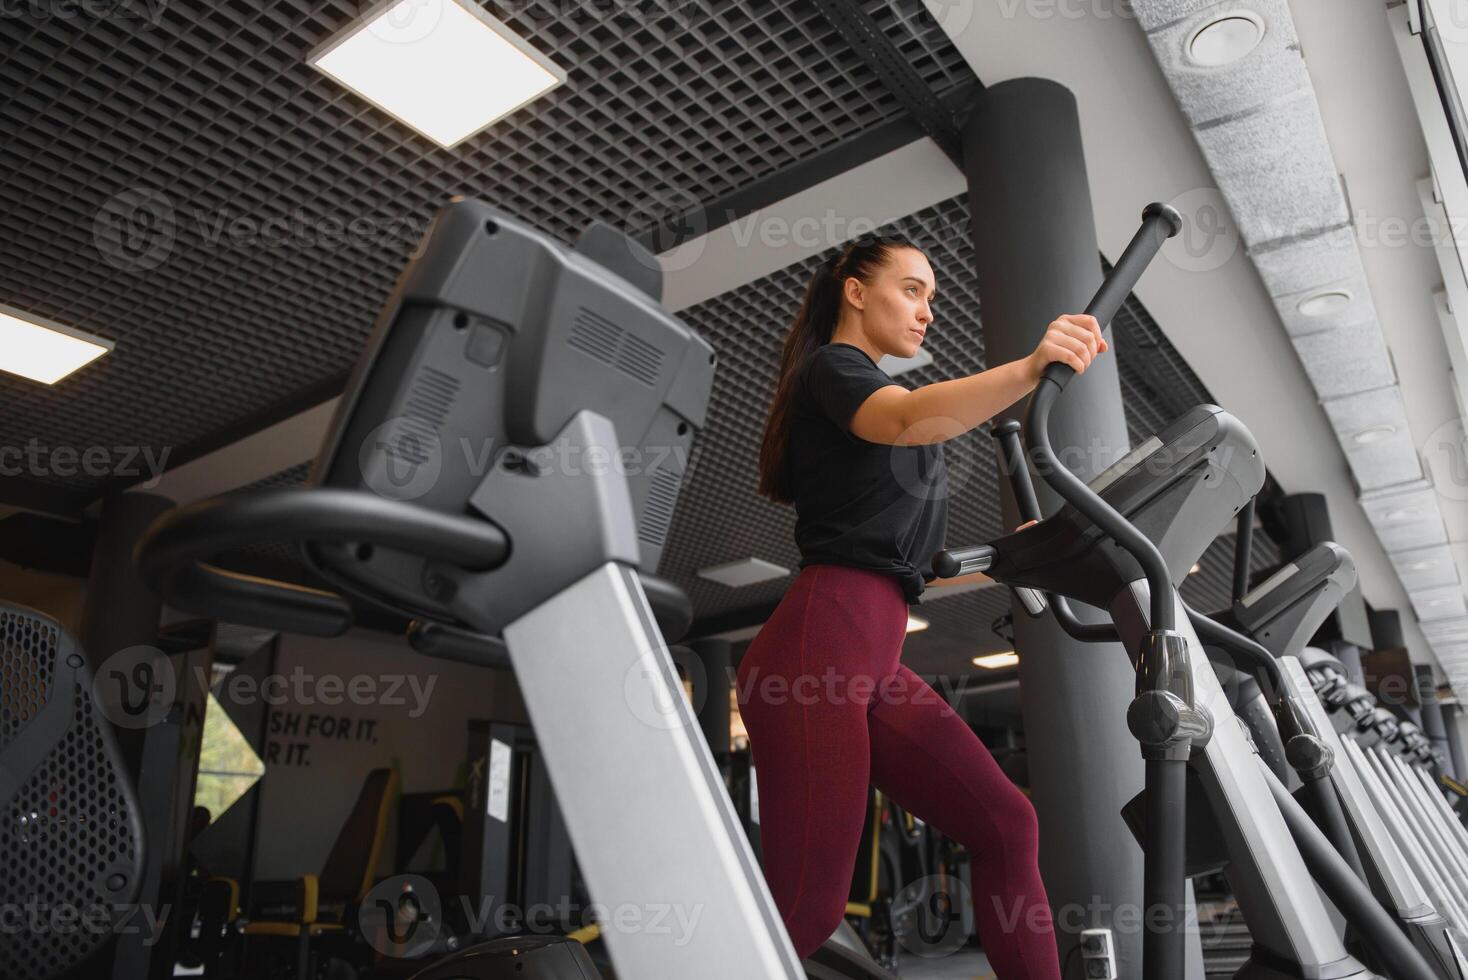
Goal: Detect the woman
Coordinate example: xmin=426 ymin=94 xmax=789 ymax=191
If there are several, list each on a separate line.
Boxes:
xmin=738 ymin=233 xmax=1106 ymax=978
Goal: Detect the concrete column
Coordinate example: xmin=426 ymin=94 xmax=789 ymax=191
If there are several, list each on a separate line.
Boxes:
xmin=689 ymin=638 xmax=734 ymax=770
xmin=1442 ymin=704 xmax=1468 ymax=781
xmin=1416 ymin=664 xmax=1451 ymax=773
xmin=963 ymin=77 xmax=1151 ymax=977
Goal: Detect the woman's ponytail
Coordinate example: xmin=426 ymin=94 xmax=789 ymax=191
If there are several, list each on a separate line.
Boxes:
xmin=756 ymin=234 xmax=920 ymax=503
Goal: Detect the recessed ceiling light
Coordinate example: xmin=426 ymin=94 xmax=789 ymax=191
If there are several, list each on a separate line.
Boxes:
xmin=1187 ymin=12 xmax=1266 ymax=68
xmin=696 ymin=557 xmax=789 ymax=588
xmin=0 ymin=304 xmax=113 ymax=384
xmin=1188 ymin=563 xmax=1202 ymax=575
xmin=1408 ymin=560 xmax=1438 ymax=571
xmin=1429 ymin=598 xmax=1451 ymax=606
xmin=309 ymin=0 xmax=566 ymax=149
xmin=1384 ymin=508 xmax=1418 ymax=521
xmin=1353 ymin=424 xmax=1397 ymax=445
xmin=1297 ymin=289 xmax=1352 ymax=317
xmin=906 ymin=615 xmax=929 ymax=634
xmin=973 ymin=651 xmax=1019 ymax=670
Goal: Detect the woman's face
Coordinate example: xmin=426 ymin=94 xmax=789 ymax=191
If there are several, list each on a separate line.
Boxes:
xmin=844 ymin=246 xmax=935 ymax=359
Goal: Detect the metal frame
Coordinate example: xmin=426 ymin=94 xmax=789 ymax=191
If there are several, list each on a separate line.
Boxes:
xmin=1110 ymin=581 xmax=1372 ymax=979
xmin=502 ymin=562 xmax=805 ymax=978
xmin=1280 ymin=658 xmax=1468 ymax=975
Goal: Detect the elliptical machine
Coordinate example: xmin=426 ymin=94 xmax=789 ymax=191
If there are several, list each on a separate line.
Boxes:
xmin=933 ymin=203 xmax=1438 ymax=980
xmin=1190 ymin=523 xmax=1468 ymax=977
xmin=136 ymin=200 xmax=900 ymax=980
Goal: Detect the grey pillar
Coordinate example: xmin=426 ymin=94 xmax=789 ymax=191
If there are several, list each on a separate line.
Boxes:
xmin=78 ymin=491 xmax=173 ymax=775
xmin=1331 ymin=640 xmax=1366 ymax=688
xmin=690 ymin=638 xmax=734 ymax=768
xmin=963 ymin=78 xmax=1150 ymax=977
xmin=1443 ymin=704 xmax=1468 ymax=781
xmin=1415 ymin=664 xmax=1451 ymax=773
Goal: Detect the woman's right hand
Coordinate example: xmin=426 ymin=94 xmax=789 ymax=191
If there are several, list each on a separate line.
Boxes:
xmin=1026 ymin=314 xmax=1108 ymax=381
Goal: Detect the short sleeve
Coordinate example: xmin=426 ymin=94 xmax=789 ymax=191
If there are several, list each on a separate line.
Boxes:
xmin=802 ymin=345 xmax=898 ymax=431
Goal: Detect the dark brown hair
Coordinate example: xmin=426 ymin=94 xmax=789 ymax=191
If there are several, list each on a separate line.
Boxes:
xmin=757 ymin=233 xmax=924 ymax=503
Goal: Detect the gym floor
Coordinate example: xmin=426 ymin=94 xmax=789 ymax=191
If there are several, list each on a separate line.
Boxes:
xmin=895 ymin=949 xmax=994 ymax=979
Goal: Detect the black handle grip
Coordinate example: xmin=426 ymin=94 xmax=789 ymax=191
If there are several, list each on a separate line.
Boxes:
xmin=136 ymin=488 xmax=510 ymax=636
xmin=933 ymin=544 xmax=996 ymax=579
xmin=992 ymin=420 xmax=1043 ymax=523
xmin=408 ymin=621 xmax=511 ymax=669
xmin=1042 ymin=202 xmax=1182 ymax=394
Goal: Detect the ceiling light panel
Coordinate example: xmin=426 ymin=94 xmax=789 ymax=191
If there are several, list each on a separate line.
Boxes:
xmin=1411 ymin=585 xmax=1468 ymax=621
xmin=309 ymin=0 xmax=567 ymax=149
xmin=1142 ymin=1 xmax=1305 ymax=126
xmin=1320 ymin=386 xmax=1422 ymax=491
xmin=879 ymin=346 xmax=935 ymax=377
xmin=1273 ymin=274 xmax=1375 ymax=336
xmin=696 ymin=557 xmax=790 ymax=588
xmin=0 ymin=304 xmax=112 ymax=384
xmin=1188 ymin=14 xmax=1267 ymax=68
xmin=1360 ymin=483 xmax=1449 ymax=551
xmin=1391 ymin=543 xmax=1460 ymax=591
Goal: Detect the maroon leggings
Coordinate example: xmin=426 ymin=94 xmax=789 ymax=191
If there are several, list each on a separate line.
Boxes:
xmin=736 ymin=564 xmax=1060 ymax=978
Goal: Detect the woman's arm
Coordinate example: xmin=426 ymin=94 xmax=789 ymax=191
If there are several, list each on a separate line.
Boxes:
xmin=848 ymin=314 xmax=1106 ymax=446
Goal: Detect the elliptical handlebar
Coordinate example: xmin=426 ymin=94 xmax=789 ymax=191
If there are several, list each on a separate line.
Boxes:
xmin=930 ymin=544 xmax=995 ymax=579
xmin=1038 ymin=202 xmax=1183 ymax=392
xmin=135 ymin=486 xmax=697 ymax=643
xmin=933 ymin=204 xmax=1183 ymax=632
xmin=135 ymin=487 xmax=511 ymax=636
xmin=1023 ymin=202 xmax=1182 ymax=632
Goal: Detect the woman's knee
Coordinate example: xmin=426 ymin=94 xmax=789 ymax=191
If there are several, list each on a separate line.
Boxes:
xmin=786 ymin=892 xmax=849 ymax=960
xmin=991 ymin=788 xmax=1041 ymax=854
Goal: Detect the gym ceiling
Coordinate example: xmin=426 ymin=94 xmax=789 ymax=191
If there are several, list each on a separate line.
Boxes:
xmin=2 ymin=0 xmax=1440 ymax=685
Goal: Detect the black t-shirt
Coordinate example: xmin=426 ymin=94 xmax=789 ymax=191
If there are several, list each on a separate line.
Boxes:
xmin=789 ymin=343 xmax=948 ymax=603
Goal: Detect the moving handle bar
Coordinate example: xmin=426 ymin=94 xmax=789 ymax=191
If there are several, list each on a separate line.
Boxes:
xmin=933 ymin=203 xmax=1192 ymax=980
xmin=934 ymin=202 xmax=1183 ymax=633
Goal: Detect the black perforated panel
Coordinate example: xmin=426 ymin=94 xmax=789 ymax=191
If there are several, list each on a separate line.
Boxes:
xmin=1 ymin=609 xmax=54 ymax=744
xmin=0 ymin=605 xmax=145 ymax=978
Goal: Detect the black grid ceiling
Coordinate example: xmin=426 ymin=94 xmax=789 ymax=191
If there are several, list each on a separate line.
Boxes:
xmin=0 ymin=0 xmax=1282 ymax=676
xmin=0 ymin=0 xmax=971 ymax=501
